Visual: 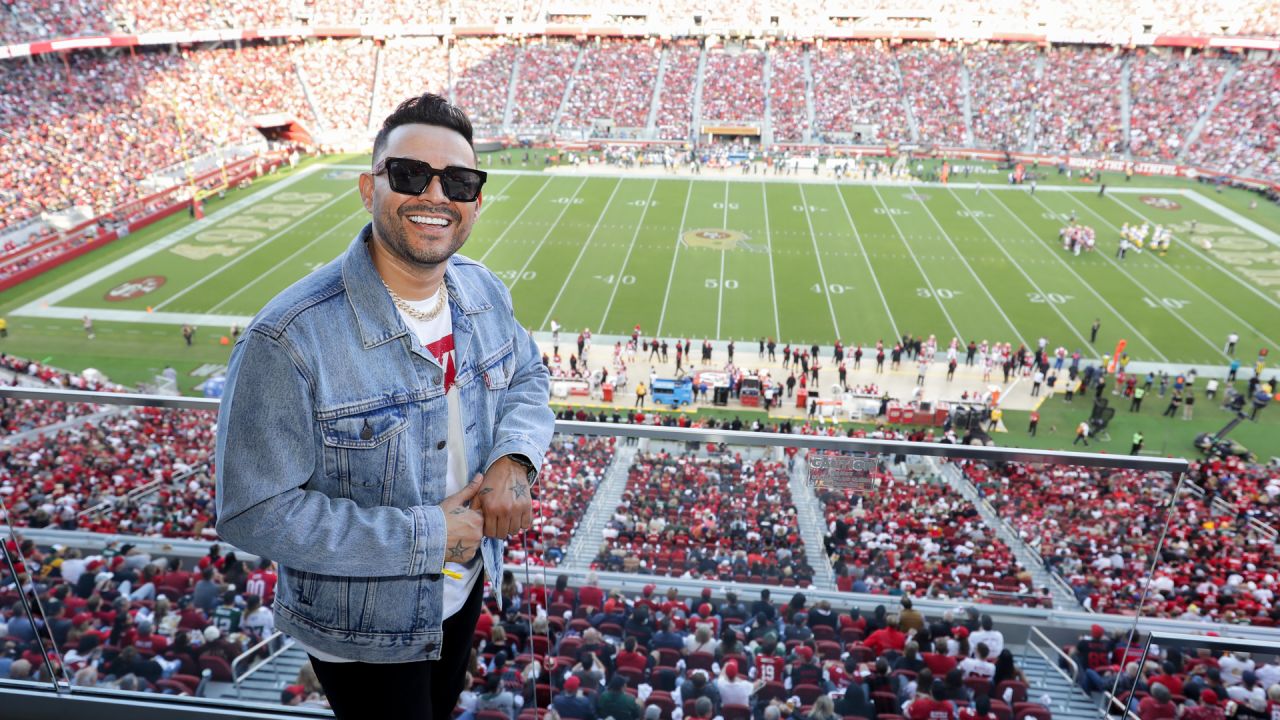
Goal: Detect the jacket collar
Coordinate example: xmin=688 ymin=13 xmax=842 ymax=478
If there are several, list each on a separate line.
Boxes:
xmin=343 ymin=223 xmax=490 ymax=350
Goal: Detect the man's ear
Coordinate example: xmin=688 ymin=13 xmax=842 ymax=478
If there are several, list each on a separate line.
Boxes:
xmin=475 ymin=191 xmax=483 ymax=214
xmin=358 ymin=172 xmax=375 ymax=213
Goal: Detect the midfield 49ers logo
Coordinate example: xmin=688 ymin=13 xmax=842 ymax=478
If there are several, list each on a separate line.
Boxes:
xmin=105 ymin=275 xmax=166 ymax=301
xmin=1140 ymin=196 xmax=1182 ymax=211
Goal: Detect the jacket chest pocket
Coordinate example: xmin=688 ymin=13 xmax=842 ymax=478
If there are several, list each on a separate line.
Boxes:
xmin=320 ymin=407 xmax=408 ymax=488
xmin=479 ymin=341 xmax=513 ymax=390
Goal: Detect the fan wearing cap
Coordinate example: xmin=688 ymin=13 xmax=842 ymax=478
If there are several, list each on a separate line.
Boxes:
xmin=553 ymin=674 xmax=596 ymax=720
xmin=717 ymin=660 xmax=760 ymax=707
xmin=1226 ymin=670 xmax=1267 ymax=713
xmin=215 ymin=91 xmax=553 ymax=720
xmin=1072 ymin=624 xmax=1115 ymax=695
xmin=1179 ymin=685 xmax=1225 ymax=720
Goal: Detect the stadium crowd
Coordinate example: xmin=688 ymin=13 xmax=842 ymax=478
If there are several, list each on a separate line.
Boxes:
xmin=1127 ymin=53 xmax=1226 ymax=161
xmin=700 ymin=50 xmax=766 ymax=125
xmin=897 ymin=46 xmax=968 ymax=147
xmin=769 ymin=46 xmax=809 ymax=143
xmin=655 ymin=43 xmax=700 ymax=140
xmin=810 ymin=42 xmax=910 ymax=144
xmin=559 ymin=41 xmax=661 ymax=131
xmin=511 ymin=43 xmax=579 ymax=128
xmin=966 ymin=46 xmax=1037 ymax=152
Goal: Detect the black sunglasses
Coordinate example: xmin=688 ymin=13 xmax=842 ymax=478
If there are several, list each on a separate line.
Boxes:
xmin=373 ymin=157 xmax=487 ymax=202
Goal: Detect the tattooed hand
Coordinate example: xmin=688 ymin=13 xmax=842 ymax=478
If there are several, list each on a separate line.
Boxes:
xmin=440 ymin=473 xmax=484 ymax=565
xmin=473 ymin=455 xmax=535 ymax=538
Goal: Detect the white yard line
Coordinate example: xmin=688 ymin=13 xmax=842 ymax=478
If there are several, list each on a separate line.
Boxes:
xmin=153 ymin=188 xmax=358 ymax=311
xmin=1179 ymin=188 xmax=1280 ymax=246
xmin=1061 ymin=192 xmax=1229 ymax=361
xmin=949 ymin=188 xmax=1096 ymax=352
xmin=760 ymin=183 xmax=782 ymax=342
xmin=913 ymin=184 xmax=1023 ymax=345
xmin=796 ymin=185 xmax=841 ymax=340
xmin=869 ymin=184 xmax=965 ymax=342
xmin=208 ymin=207 xmax=368 ymax=313
xmin=477 ymin=175 xmax=555 ymax=263
xmin=506 ymin=177 xmax=590 ymax=292
xmin=718 ymin=181 xmax=728 ymax=339
xmin=599 ymin=180 xmax=660 ymax=332
xmin=1108 ymin=193 xmax=1280 ymax=324
xmin=833 ymin=184 xmax=899 ymax=341
xmin=656 ymin=181 xmax=695 ymax=336
xmin=990 ymin=190 xmax=1169 ymax=362
xmin=538 ymin=178 xmax=625 ymax=330
xmin=12 ymin=163 xmax=330 ymax=315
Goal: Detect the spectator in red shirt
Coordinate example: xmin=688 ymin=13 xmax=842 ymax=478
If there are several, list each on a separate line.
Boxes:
xmin=909 ymin=681 xmax=957 ymax=720
xmin=1148 ymin=662 xmax=1184 ymax=697
xmin=1138 ymin=683 xmax=1178 ymax=720
xmin=865 ymin=618 xmax=907 ymax=657
xmin=578 ymin=573 xmax=605 ymax=612
xmin=1180 ymin=686 xmax=1225 ymax=720
xmin=128 ymin=620 xmax=168 ymax=655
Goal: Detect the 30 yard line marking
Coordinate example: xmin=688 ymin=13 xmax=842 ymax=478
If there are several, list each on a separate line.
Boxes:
xmin=599 ymin=180 xmax=659 ymax=332
xmin=207 ymin=206 xmax=368 ymax=313
xmin=760 ymin=183 xmax=781 ymax=341
xmin=834 ymin=185 xmax=898 ymax=341
xmin=984 ymin=189 xmax=1168 ymax=362
xmin=506 ymin=177 xmax=590 ymax=291
xmin=869 ymin=184 xmax=964 ymax=342
xmin=539 ymin=178 xmax=625 ymax=329
xmin=1106 ymin=194 xmax=1280 ymax=341
xmin=949 ymin=188 xmax=1094 ymax=351
xmin=718 ymin=181 xmax=728 ymax=338
xmin=477 ymin=175 xmax=554 ymax=263
xmin=154 ymin=188 xmax=357 ymax=311
xmin=796 ymin=185 xmax=841 ymax=339
xmin=656 ymin=181 xmax=695 ymax=336
xmin=914 ymin=184 xmax=1023 ymax=345
xmin=1059 ymin=192 xmax=1228 ymax=361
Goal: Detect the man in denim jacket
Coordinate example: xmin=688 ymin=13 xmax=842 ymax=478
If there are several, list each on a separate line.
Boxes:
xmin=215 ymin=93 xmax=554 ymax=720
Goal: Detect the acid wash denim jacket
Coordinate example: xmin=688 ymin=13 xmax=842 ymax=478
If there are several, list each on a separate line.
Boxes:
xmin=215 ymin=224 xmax=554 ymax=663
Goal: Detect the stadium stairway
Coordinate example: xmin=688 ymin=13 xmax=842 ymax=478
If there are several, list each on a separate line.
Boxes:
xmin=292 ymin=60 xmax=324 ymax=131
xmin=1016 ymin=650 xmax=1102 ymax=720
xmin=959 ymin=57 xmax=977 ymax=147
xmin=935 ymin=460 xmax=1084 ymax=612
xmin=560 ymin=443 xmax=638 ymax=570
xmin=201 ymin=640 xmax=309 ymax=705
xmin=789 ymin=457 xmax=837 ymax=590
xmin=1026 ymin=53 xmax=1047 ymax=151
xmin=891 ymin=54 xmax=921 ymax=143
xmin=802 ymin=47 xmax=816 ymax=145
xmin=502 ymin=47 xmax=522 ymax=131
xmin=762 ymin=49 xmax=774 ymax=146
xmin=1177 ymin=61 xmax=1238 ymax=163
xmin=1120 ymin=55 xmax=1133 ymax=160
xmin=646 ymin=46 xmax=669 ymax=133
xmin=551 ymin=46 xmax=587 ymax=135
xmin=369 ymin=43 xmax=386 ymax=132
xmin=691 ymin=46 xmax=708 ymax=141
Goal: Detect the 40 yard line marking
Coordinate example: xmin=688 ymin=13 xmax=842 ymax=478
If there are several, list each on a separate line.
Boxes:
xmin=984 ymin=189 xmax=1168 ymax=362
xmin=797 ymin=184 xmax=841 ymax=339
xmin=478 ymin=175 xmax=554 ymax=263
xmin=1060 ymin=192 xmax=1229 ymax=362
xmin=599 ymin=180 xmax=660 ymax=332
xmin=834 ymin=185 xmax=898 ymax=341
xmin=506 ymin=177 xmax=590 ymax=291
xmin=869 ymin=184 xmax=964 ymax=343
xmin=154 ymin=188 xmax=357 ymax=311
xmin=760 ymin=183 xmax=781 ymax=341
xmin=539 ymin=178 xmax=625 ymax=330
xmin=656 ymin=180 xmax=695 ymax=336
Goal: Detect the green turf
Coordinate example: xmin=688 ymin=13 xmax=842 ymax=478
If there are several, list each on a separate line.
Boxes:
xmin=3 ymin=153 xmax=1279 ymax=421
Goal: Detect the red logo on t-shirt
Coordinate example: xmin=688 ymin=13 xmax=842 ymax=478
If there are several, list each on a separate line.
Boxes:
xmin=425 ymin=334 xmax=456 ymax=391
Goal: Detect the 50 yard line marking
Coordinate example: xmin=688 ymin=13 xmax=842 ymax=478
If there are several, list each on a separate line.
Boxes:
xmin=656 ymin=180 xmax=695 ymax=336
xmin=984 ymin=189 xmax=1167 ymax=362
xmin=834 ymin=185 xmax=898 ymax=341
xmin=599 ymin=180 xmax=659 ymax=332
xmin=538 ymin=178 xmax=624 ymax=329
xmin=154 ymin=188 xmax=357 ymax=311
xmin=797 ymin=185 xmax=841 ymax=339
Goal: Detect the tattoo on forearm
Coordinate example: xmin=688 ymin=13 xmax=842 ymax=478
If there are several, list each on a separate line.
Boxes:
xmin=511 ymin=482 xmax=529 ymax=500
xmin=447 ymin=540 xmax=470 ymax=561
xmin=479 ymin=487 xmax=493 ymax=495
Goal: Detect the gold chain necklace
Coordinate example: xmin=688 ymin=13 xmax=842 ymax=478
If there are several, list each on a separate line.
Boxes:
xmin=382 ymin=280 xmax=448 ymax=322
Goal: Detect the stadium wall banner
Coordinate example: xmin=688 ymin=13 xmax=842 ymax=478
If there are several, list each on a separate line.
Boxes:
xmin=0 ymin=230 xmax=118 ymax=294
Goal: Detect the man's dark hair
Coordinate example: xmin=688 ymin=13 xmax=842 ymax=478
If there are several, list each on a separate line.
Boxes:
xmin=373 ymin=93 xmax=474 ymax=163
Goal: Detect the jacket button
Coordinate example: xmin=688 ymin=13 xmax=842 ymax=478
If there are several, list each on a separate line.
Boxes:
xmin=437 ymin=440 xmax=447 ymax=450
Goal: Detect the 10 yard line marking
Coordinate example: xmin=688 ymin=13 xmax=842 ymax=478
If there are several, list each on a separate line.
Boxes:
xmin=718 ymin=181 xmax=728 ymax=339
xmin=834 ymin=185 xmax=898 ymax=341
xmin=760 ymin=183 xmax=781 ymax=342
xmin=507 ymin=177 xmax=590 ymax=291
xmin=797 ymin=185 xmax=841 ymax=339
xmin=1105 ymin=193 xmax=1280 ymax=346
xmin=154 ymin=188 xmax=357 ymax=311
xmin=869 ymin=184 xmax=965 ymax=343
xmin=539 ymin=178 xmax=624 ymax=330
xmin=599 ymin=180 xmax=659 ymax=332
xmin=914 ymin=184 xmax=1023 ymax=346
xmin=1060 ymin=192 xmax=1229 ymax=361
xmin=656 ymin=181 xmax=695 ymax=336
xmin=985 ymin=189 xmax=1168 ymax=362
xmin=478 ymin=175 xmax=554 ymax=263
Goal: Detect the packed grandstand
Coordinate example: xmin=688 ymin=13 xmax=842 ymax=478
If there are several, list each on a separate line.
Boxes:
xmin=3 ymin=0 xmax=1280 ymax=716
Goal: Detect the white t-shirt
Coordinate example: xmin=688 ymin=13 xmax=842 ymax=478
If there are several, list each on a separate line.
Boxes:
xmin=300 ymin=286 xmax=481 ymax=663
xmin=969 ymin=630 xmax=1004 ymax=659
xmin=958 ymin=657 xmax=995 ymax=680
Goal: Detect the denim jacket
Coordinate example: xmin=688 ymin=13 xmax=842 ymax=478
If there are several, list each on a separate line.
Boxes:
xmin=215 ymin=224 xmax=554 ymax=663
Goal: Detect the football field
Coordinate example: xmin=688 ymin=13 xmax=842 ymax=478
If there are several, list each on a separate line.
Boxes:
xmin=11 ymin=160 xmax=1280 ymax=367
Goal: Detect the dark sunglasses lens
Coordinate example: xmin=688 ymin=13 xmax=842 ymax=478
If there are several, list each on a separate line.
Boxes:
xmin=442 ymin=169 xmax=484 ymax=201
xmin=387 ymin=160 xmax=430 ymax=195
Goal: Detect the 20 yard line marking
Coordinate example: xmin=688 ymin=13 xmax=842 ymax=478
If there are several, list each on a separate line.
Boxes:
xmin=656 ymin=181 xmax=695 ymax=336
xmin=834 ymin=185 xmax=898 ymax=341
xmin=539 ymin=178 xmax=625 ymax=330
xmin=154 ymin=188 xmax=357 ymax=311
xmin=797 ymin=185 xmax=841 ymax=339
xmin=599 ymin=180 xmax=659 ymax=332
xmin=984 ymin=189 xmax=1168 ymax=362
xmin=869 ymin=184 xmax=965 ymax=343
